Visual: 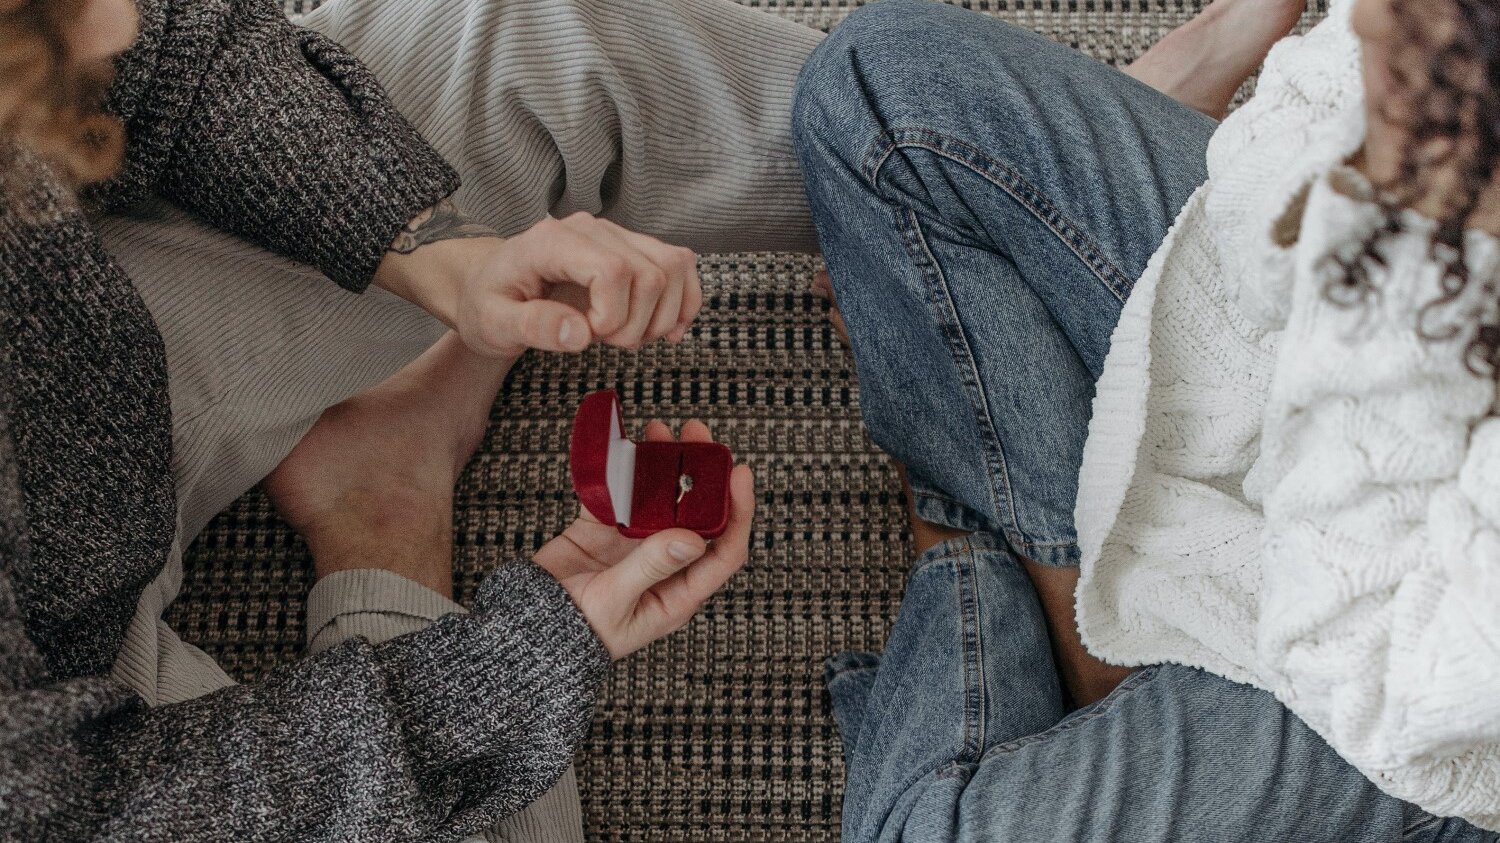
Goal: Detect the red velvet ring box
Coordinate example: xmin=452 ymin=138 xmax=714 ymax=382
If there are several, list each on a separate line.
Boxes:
xmin=570 ymin=389 xmax=733 ymax=539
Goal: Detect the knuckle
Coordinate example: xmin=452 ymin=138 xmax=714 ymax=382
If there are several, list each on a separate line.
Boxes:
xmin=639 ymin=270 xmax=668 ymax=295
xmin=599 ymin=254 xmax=630 ymax=280
xmin=595 ymin=308 xmax=626 ymax=334
xmin=518 ymin=306 xmax=549 ymax=336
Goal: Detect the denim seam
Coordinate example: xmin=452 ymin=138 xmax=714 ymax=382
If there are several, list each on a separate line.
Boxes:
xmin=957 ymin=557 xmax=986 ymax=761
xmin=880 ymin=126 xmax=1135 ymax=304
xmin=853 ymin=544 xmax=1006 ymax=832
xmin=860 ymin=125 xmax=1100 ymax=558
xmin=895 ymin=204 xmax=1054 ymax=558
xmin=859 ymin=133 xmax=897 ymax=187
xmin=977 ymin=667 xmax=1161 ymax=761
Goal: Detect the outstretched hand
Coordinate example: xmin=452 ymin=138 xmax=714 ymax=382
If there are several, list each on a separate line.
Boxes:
xmin=533 ymin=419 xmax=755 ymax=660
xmin=375 ymin=209 xmax=703 ymax=358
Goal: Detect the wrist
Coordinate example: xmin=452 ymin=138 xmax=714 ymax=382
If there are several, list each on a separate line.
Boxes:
xmin=372 ymin=237 xmax=497 ymax=329
xmin=371 ymin=198 xmax=506 ymax=328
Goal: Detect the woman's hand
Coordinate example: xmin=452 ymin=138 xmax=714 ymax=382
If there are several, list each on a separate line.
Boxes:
xmin=533 ymin=420 xmax=755 ymax=660
xmin=374 ymin=205 xmax=703 ymax=358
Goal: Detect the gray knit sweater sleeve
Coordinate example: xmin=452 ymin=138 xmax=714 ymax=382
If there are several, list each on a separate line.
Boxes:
xmin=86 ymin=563 xmax=611 ymax=840
xmin=1 ymin=552 xmax=610 ymax=841
xmin=90 ymin=0 xmax=460 ymax=291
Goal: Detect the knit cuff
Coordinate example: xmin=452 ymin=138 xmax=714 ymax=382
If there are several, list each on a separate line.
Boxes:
xmin=373 ymin=562 xmax=610 ymax=798
xmin=96 ymin=0 xmax=461 ymax=292
xmin=261 ymin=29 xmax=463 ymax=292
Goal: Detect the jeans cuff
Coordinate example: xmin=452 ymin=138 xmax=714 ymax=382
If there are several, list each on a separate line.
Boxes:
xmin=910 ymin=491 xmax=1081 ymax=568
xmin=1017 ymin=541 xmax=1081 ymax=568
xmin=911 ymin=489 xmax=986 ymax=534
xmin=824 ymin=650 xmax=882 ymax=687
xmin=907 ymin=532 xmax=1012 ymax=575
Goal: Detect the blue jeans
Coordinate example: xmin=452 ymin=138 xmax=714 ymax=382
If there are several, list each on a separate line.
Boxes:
xmin=792 ymin=2 xmax=1499 ymax=841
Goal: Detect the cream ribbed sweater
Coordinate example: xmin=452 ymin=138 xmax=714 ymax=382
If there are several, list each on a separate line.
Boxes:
xmin=1074 ymin=0 xmax=1500 ymax=828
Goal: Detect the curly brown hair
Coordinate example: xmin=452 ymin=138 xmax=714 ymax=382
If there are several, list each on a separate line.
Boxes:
xmin=0 ymin=0 xmax=125 ymax=189
xmin=1331 ymin=0 xmax=1500 ymax=377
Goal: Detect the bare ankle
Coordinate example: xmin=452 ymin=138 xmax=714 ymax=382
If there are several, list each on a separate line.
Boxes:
xmin=308 ymin=514 xmax=455 ymax=599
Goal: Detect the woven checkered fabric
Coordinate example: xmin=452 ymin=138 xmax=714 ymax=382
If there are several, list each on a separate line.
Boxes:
xmin=171 ymin=3 xmax=1327 ymax=840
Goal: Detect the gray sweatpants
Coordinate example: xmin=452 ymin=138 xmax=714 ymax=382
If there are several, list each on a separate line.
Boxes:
xmin=96 ymin=0 xmax=822 ymax=838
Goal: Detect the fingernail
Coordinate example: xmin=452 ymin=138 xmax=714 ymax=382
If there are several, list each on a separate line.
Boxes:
xmin=668 ymin=541 xmax=699 ymax=562
xmin=559 ymin=318 xmax=578 ymax=349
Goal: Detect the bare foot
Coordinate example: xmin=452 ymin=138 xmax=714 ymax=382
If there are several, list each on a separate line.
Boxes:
xmin=1126 ymin=0 xmax=1305 ymax=119
xmin=263 ymin=333 xmax=519 ymax=597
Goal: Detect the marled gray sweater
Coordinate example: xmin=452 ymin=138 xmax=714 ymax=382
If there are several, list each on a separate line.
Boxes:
xmin=0 ymin=1 xmax=610 ymax=839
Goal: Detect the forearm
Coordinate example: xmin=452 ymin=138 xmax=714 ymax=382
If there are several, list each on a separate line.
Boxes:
xmin=95 ymin=0 xmax=459 ymax=291
xmin=371 ymin=198 xmax=503 ymax=329
xmin=79 ymin=564 xmax=607 ymax=841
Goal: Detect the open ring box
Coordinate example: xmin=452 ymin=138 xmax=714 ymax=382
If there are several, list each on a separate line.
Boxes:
xmin=570 ymin=389 xmax=733 ymax=539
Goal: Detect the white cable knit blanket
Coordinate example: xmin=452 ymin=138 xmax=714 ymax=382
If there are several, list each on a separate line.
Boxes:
xmin=1074 ymin=0 xmax=1500 ymax=827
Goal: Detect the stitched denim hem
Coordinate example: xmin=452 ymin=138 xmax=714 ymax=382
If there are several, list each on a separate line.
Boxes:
xmin=907 ymin=533 xmax=1011 ymax=576
xmin=979 ymin=667 xmax=1161 ymax=761
xmin=1015 ymin=542 xmax=1080 ymax=569
xmin=866 ymin=126 xmax=1139 ymax=302
xmin=911 ymin=489 xmax=1081 ymax=568
xmin=910 ymin=489 xmax=986 ymax=534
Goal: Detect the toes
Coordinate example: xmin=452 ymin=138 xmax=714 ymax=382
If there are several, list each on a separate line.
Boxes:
xmin=643 ymin=420 xmax=674 ymax=442
xmin=679 ymin=420 xmax=713 ymax=443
